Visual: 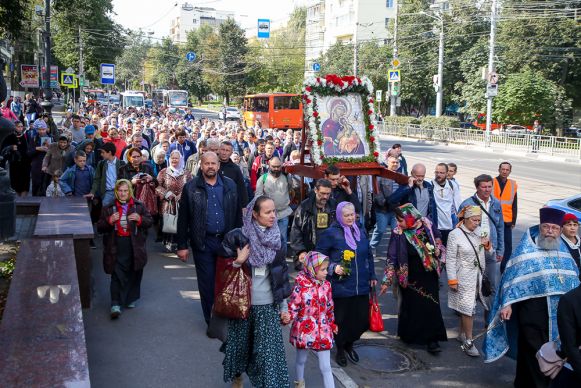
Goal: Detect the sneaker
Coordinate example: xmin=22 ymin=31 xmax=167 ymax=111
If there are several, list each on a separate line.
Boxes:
xmin=126 ymin=302 xmax=136 ymax=309
xmin=456 ymin=333 xmax=466 ymax=343
xmin=462 ymin=339 xmax=480 ymax=357
xmin=110 ymin=305 xmax=121 ymax=319
xmin=165 ymin=242 xmax=173 ymax=252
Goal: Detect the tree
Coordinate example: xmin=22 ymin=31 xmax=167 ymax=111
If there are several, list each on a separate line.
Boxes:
xmin=0 ymin=0 xmax=28 ymax=38
xmin=149 ymin=37 xmax=179 ymax=89
xmin=317 ymin=42 xmax=353 ymax=76
xmin=174 ymin=28 xmax=211 ymax=102
xmin=115 ymin=31 xmax=151 ymax=89
xmin=212 ymin=19 xmax=248 ymax=105
xmin=492 ymin=69 xmax=572 ymax=132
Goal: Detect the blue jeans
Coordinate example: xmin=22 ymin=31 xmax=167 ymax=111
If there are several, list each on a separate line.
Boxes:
xmin=277 ymin=217 xmax=289 ymax=255
xmin=369 ymin=210 xmax=396 ymax=250
xmin=102 ymin=190 xmax=115 ymax=207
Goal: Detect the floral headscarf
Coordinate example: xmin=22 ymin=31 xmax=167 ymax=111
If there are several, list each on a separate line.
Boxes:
xmin=457 ymin=205 xmax=482 ymax=227
xmin=242 ymin=196 xmax=281 ymax=267
xmin=336 ymin=201 xmax=360 ymax=250
xmin=114 ymin=179 xmax=134 ymax=203
xmin=302 ymin=251 xmax=329 ymax=284
xmin=398 ymin=203 xmax=439 ymax=273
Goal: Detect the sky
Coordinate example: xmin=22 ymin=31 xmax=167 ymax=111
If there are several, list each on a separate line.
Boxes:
xmin=111 ymin=0 xmax=305 ymax=39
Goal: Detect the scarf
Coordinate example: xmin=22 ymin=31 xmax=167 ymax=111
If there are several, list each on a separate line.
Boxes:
xmin=302 ymin=251 xmax=329 ymax=285
xmin=242 ymin=196 xmax=281 ymax=267
xmin=399 ymin=203 xmax=439 ymax=272
xmin=167 ymin=165 xmax=183 ymax=178
xmin=336 ymin=201 xmax=361 ymax=250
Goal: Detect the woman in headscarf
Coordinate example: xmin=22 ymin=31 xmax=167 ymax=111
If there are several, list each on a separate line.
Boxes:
xmin=316 ymin=201 xmax=376 ymax=367
xmin=97 ymin=179 xmax=153 ymax=319
xmin=26 ymin=119 xmax=50 ymax=196
xmin=380 ymin=203 xmax=447 ymax=354
xmin=445 ymin=205 xmax=491 ymax=357
xmin=2 ymin=121 xmax=31 ymax=196
xmin=221 ymin=195 xmax=292 ymax=388
xmin=156 ymin=150 xmax=191 ymax=250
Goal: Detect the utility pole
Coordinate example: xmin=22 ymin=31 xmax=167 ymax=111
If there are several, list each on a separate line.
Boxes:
xmin=78 ymin=26 xmax=85 ymax=107
xmin=41 ymin=0 xmax=53 ymax=118
xmin=485 ymin=0 xmax=498 ymax=141
xmin=435 ymin=15 xmax=444 ymax=117
xmin=390 ymin=2 xmax=399 ymax=117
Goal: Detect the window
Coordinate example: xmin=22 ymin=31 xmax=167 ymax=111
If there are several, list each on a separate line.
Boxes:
xmin=569 ymin=198 xmax=581 ymax=211
xmin=385 ymin=17 xmax=390 ymax=28
xmin=386 ymin=0 xmax=394 ymax=7
xmin=274 ymin=96 xmax=300 ymax=110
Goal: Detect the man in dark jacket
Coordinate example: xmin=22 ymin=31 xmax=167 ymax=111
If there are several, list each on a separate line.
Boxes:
xmin=176 ymin=152 xmax=242 ymax=326
xmin=218 ymin=141 xmax=249 ymax=207
xmin=88 ymin=142 xmax=125 ymax=207
xmin=390 ymin=163 xmax=439 ymax=235
xmin=324 ymin=164 xmax=361 ymax=214
xmin=290 ymin=179 xmax=337 ymax=268
xmin=282 ymin=130 xmax=301 ymax=161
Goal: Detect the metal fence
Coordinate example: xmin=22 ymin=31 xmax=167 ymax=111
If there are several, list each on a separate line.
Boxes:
xmin=378 ymin=123 xmax=581 ymax=160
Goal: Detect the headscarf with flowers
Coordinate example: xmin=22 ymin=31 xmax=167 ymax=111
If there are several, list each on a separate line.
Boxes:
xmin=302 ymin=251 xmax=329 ymax=285
xmin=399 ymin=203 xmax=439 ymax=273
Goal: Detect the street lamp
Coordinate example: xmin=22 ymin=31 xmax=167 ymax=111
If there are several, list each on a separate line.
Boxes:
xmin=40 ymin=0 xmax=56 ymax=136
xmin=422 ymin=1 xmax=447 ymax=117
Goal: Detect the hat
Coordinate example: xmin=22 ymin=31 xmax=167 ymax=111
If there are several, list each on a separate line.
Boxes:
xmin=101 ymin=142 xmax=117 ymax=155
xmin=84 ymin=125 xmax=96 ymax=135
xmin=460 ymin=205 xmax=482 ymax=219
xmin=32 ymin=119 xmax=47 ymax=129
xmin=563 ymin=213 xmax=579 ymax=225
xmin=540 ymin=207 xmax=565 ymax=226
xmin=58 ymin=134 xmax=69 ymax=141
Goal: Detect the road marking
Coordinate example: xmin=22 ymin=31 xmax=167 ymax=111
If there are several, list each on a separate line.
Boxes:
xmin=332 ymin=367 xmax=359 ymax=388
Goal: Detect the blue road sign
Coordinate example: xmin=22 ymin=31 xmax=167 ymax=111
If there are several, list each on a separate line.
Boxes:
xmin=312 ymin=63 xmax=321 ymax=72
xmin=186 ymin=52 xmax=196 ymax=62
xmin=100 ymin=63 xmax=115 ymax=85
xmin=257 ymin=19 xmax=270 ymax=38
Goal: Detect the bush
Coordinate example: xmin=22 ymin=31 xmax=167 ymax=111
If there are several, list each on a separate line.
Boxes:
xmin=382 ymin=116 xmax=421 ymax=126
xmin=420 ymin=116 xmax=461 ymax=128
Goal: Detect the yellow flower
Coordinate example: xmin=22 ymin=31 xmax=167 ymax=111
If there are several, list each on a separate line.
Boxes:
xmin=343 ymin=250 xmax=355 ymax=261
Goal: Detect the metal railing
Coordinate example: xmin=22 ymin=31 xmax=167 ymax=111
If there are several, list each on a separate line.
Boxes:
xmin=378 ymin=123 xmax=581 ymax=160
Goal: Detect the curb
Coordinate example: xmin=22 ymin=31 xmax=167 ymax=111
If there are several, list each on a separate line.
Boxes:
xmin=379 ymin=134 xmax=581 ymax=165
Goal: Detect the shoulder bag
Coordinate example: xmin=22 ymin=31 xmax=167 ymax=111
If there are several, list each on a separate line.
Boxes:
xmin=162 ymin=199 xmax=179 ymax=234
xmin=459 ymin=228 xmax=492 ymax=297
xmin=536 ymin=341 xmax=566 ymax=379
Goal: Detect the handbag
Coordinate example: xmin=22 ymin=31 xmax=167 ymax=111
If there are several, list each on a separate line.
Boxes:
xmin=536 ymin=341 xmax=566 ymax=379
xmin=460 ymin=228 xmax=492 ymax=297
xmin=162 ymin=200 xmax=178 ymax=234
xmin=369 ymin=289 xmax=385 ymax=332
xmin=213 ymin=260 xmax=251 ymax=320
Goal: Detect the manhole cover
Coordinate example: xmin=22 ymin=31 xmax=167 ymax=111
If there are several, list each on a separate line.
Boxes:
xmin=353 ymin=344 xmax=412 ymax=373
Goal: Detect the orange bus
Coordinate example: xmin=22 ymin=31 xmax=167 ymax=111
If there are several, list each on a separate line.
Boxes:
xmin=242 ymin=93 xmax=303 ymax=130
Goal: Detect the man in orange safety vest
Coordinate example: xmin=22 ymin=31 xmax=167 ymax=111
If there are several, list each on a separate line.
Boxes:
xmin=493 ymin=161 xmax=518 ymax=273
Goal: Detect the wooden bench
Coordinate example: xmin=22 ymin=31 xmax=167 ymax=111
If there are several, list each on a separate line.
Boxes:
xmin=0 ymin=239 xmax=90 ymax=387
xmin=32 ymin=197 xmax=95 ymax=308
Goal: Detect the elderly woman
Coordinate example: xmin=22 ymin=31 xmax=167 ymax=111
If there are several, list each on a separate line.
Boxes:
xmin=316 ymin=201 xmax=376 ymax=367
xmin=446 ymin=205 xmax=491 ymax=357
xmin=156 ymin=150 xmax=190 ymax=251
xmin=562 ymin=213 xmax=580 ymax=275
xmin=380 ymin=203 xmax=447 ymax=354
xmin=150 ymin=148 xmax=168 ymax=177
xmin=27 ymin=119 xmax=50 ymax=196
xmin=222 ymin=196 xmax=292 ymax=388
xmin=2 ymin=121 xmax=30 ymax=196
xmin=97 ymin=179 xmax=152 ymax=318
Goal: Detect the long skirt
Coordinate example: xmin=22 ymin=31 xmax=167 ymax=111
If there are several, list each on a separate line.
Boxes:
xmin=221 ymin=304 xmax=290 ymax=388
xmin=398 ymin=245 xmax=447 ymax=345
xmin=110 ymin=236 xmax=143 ymax=307
xmin=333 ymin=294 xmax=369 ymax=349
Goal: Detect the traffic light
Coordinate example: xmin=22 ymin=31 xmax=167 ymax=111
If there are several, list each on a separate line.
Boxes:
xmin=391 ymin=82 xmax=400 ymax=97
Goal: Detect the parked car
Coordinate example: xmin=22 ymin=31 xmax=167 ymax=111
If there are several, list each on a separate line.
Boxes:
xmin=564 ymin=126 xmax=581 ymax=138
xmin=460 ymin=122 xmax=479 ymax=130
xmin=218 ymin=107 xmax=241 ymax=121
xmin=491 ymin=125 xmax=528 ymax=136
xmin=545 ymin=194 xmax=581 ymax=220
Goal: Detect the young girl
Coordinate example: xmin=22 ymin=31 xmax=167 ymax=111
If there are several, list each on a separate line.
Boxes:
xmin=289 ymin=251 xmax=337 ymax=388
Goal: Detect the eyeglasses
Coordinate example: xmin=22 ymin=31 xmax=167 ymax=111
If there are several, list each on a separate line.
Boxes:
xmin=541 ymin=224 xmax=561 ymax=232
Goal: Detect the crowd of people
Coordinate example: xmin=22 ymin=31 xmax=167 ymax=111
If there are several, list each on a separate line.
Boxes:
xmin=1 ymin=100 xmax=580 ymax=388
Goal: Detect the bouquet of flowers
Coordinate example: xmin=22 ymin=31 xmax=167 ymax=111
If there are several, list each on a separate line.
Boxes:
xmin=339 ymin=250 xmax=355 ymax=278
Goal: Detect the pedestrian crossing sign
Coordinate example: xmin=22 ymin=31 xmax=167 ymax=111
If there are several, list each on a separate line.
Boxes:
xmin=61 ymin=72 xmax=76 ymax=88
xmin=388 ymin=69 xmax=400 ymax=83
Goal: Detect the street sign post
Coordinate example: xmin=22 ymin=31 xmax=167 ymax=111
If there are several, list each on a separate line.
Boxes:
xmin=20 ymin=65 xmax=39 ymax=88
xmin=257 ymin=19 xmax=270 ymax=38
xmin=186 ymin=52 xmax=196 ymax=62
xmin=100 ymin=63 xmax=115 ymax=85
xmin=41 ymin=65 xmax=59 ymax=88
xmin=391 ymin=58 xmax=400 ymax=68
xmin=388 ymin=69 xmax=400 ymax=82
xmin=60 ymin=73 xmax=76 ymax=88
xmin=312 ymin=62 xmax=321 ymax=72
xmin=376 ymin=90 xmax=382 ymax=102
xmin=486 ymin=84 xmax=498 ymax=97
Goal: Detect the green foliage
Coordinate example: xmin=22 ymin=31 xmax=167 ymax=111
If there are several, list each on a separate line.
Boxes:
xmin=246 ymin=7 xmax=306 ymax=94
xmin=149 ymin=37 xmax=180 ymax=89
xmin=51 ymin=0 xmax=125 ymax=81
xmin=115 ymin=31 xmax=151 ymax=89
xmin=0 ymin=0 xmax=28 ymax=38
xmin=212 ymin=19 xmax=248 ymax=105
xmin=420 ymin=116 xmax=461 ymax=128
xmin=318 ymin=42 xmax=353 ymax=76
xmin=0 ymin=257 xmax=15 ymax=280
xmin=383 ymin=116 xmax=421 ymax=126
xmin=493 ymin=69 xmax=572 ymax=132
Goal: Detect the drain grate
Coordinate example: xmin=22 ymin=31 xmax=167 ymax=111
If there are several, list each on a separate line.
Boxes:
xmin=353 ymin=344 xmax=413 ymax=373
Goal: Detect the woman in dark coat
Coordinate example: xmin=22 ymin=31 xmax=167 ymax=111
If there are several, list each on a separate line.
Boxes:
xmin=2 ymin=121 xmax=31 ymax=196
xmin=380 ymin=203 xmax=447 ymax=354
xmin=27 ymin=119 xmax=50 ymax=196
xmin=316 ymin=201 xmax=377 ymax=367
xmin=118 ymin=147 xmax=158 ymax=216
xmin=221 ymin=195 xmax=292 ymax=388
xmin=97 ymin=179 xmax=152 ymax=319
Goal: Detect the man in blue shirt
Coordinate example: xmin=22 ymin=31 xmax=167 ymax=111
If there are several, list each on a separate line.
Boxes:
xmin=176 ymin=152 xmax=242 ymax=328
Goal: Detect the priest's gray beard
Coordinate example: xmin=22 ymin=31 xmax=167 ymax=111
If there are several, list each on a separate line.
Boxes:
xmin=537 ymin=234 xmax=561 ymax=251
